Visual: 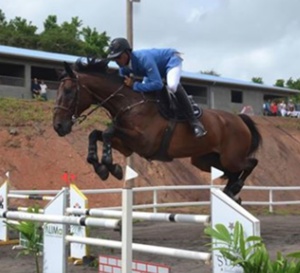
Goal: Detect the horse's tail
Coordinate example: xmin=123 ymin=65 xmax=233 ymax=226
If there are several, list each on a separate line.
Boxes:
xmin=238 ymin=114 xmax=262 ymax=155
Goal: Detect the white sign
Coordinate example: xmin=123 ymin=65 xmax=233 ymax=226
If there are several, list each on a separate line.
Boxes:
xmin=69 ymin=184 xmax=89 ymax=260
xmin=0 ymin=182 xmax=8 ymax=241
xmin=211 ymin=188 xmax=260 ymax=273
xmin=43 ymin=189 xmax=67 ymax=273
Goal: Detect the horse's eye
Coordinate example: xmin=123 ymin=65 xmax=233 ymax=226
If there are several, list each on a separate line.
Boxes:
xmin=64 ymin=88 xmax=73 ymax=96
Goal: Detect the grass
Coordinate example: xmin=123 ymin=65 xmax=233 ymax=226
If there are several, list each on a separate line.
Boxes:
xmin=0 ymin=98 xmax=53 ymax=126
xmin=0 ymin=97 xmax=109 ymax=128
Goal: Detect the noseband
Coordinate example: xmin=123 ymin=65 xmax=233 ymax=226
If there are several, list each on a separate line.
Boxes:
xmin=53 ymin=76 xmax=82 ymax=123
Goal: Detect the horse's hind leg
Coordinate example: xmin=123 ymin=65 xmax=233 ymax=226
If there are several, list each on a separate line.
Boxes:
xmin=223 ymin=158 xmax=258 ymax=203
xmin=191 ymin=153 xmax=226 ymax=175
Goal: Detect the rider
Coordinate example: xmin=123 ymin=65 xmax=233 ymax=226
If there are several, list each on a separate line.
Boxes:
xmin=107 ymin=37 xmax=207 ymax=138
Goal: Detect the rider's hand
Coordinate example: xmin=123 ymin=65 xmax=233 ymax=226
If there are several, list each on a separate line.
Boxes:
xmin=124 ymin=76 xmax=134 ymax=88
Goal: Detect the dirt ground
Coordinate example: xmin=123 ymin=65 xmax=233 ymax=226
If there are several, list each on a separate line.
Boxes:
xmin=0 ymin=215 xmax=299 ymax=273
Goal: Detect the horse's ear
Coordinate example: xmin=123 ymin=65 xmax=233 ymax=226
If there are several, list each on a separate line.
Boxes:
xmin=63 ymin=61 xmax=76 ymax=78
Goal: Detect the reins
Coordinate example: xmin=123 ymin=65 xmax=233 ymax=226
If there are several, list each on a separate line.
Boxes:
xmin=54 ymin=71 xmax=159 ymax=125
xmin=76 ymin=83 xmax=126 ymax=124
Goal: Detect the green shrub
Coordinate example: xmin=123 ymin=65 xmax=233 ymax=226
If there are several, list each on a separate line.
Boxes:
xmin=5 ymin=206 xmax=43 ymax=273
xmin=204 ymin=222 xmax=300 ymax=273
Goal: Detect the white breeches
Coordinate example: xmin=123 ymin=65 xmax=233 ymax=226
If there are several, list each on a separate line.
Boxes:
xmin=166 ymin=63 xmax=182 ymax=93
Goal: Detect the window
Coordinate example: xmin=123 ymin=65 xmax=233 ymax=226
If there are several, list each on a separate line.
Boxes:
xmin=231 ymin=90 xmax=243 ymax=103
xmin=182 ymin=84 xmax=207 ymax=104
xmin=31 ymin=66 xmax=60 ymax=89
xmin=0 ymin=62 xmax=25 ymax=86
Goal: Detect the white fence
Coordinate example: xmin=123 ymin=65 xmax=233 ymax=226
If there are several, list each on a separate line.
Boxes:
xmin=10 ymin=185 xmax=300 ymax=213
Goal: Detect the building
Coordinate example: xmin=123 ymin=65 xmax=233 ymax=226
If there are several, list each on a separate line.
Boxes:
xmin=0 ymin=45 xmax=299 ymax=115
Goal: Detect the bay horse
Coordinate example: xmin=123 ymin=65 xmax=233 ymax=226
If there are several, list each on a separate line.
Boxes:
xmin=53 ymin=59 xmax=262 ymax=203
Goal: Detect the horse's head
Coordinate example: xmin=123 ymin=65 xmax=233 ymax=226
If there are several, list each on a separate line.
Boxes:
xmin=53 ymin=62 xmax=94 ymax=136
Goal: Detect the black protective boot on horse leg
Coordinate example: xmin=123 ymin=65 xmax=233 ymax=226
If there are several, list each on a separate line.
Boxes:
xmin=102 ymin=125 xmax=123 ymax=180
xmin=175 ymin=84 xmax=207 ymax=137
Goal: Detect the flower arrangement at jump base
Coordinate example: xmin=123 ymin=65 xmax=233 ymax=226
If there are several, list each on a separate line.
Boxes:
xmin=204 ymin=222 xmax=300 ymax=273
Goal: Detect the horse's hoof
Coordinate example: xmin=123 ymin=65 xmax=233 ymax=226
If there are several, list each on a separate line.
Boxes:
xmin=101 ymin=155 xmax=113 ymax=165
xmin=108 ymin=164 xmax=123 ymax=180
xmin=87 ymin=153 xmax=98 ymax=164
xmin=235 ymin=197 xmax=242 ymax=205
xmin=95 ymin=164 xmax=109 ymax=180
xmin=223 ymin=190 xmax=242 ymax=205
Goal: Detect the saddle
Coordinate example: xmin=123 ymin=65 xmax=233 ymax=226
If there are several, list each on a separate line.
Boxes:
xmin=156 ymin=87 xmax=202 ymax=121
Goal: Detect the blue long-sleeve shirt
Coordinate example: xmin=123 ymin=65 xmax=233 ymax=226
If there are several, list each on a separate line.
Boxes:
xmin=119 ymin=48 xmax=182 ymax=92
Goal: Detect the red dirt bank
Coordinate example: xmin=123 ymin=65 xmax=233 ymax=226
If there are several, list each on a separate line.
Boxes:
xmin=1 ymin=111 xmax=300 ymax=209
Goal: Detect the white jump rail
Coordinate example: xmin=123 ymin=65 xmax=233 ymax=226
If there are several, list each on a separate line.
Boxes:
xmin=0 ymin=210 xmax=120 ymax=229
xmin=66 ymin=208 xmax=210 ymax=224
xmin=7 ymin=193 xmax=54 ymax=201
xmin=66 ymin=235 xmax=211 ymax=261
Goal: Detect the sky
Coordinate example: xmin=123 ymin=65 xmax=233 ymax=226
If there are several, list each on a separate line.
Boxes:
xmin=1 ymin=0 xmax=300 ymax=85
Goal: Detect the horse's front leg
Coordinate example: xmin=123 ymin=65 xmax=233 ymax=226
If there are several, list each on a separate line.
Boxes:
xmin=87 ymin=129 xmax=109 ymax=180
xmin=101 ymin=126 xmax=123 ymax=180
xmin=87 ymin=129 xmax=101 ymax=164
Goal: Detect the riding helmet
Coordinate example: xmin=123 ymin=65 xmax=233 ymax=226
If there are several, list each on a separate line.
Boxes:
xmin=107 ymin=38 xmax=132 ymax=59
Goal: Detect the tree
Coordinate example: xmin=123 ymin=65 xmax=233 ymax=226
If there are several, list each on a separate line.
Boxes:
xmin=251 ymin=77 xmax=264 ymax=84
xmin=274 ymin=79 xmax=285 ymax=87
xmin=0 ymin=10 xmax=38 ymax=48
xmin=0 ymin=9 xmax=7 ymax=27
xmin=81 ymin=27 xmax=109 ymax=57
xmin=200 ymin=70 xmax=221 ymax=77
xmin=39 ymin=15 xmax=83 ymax=54
xmin=286 ymin=77 xmax=300 ymax=90
xmin=0 ymin=10 xmax=110 ymax=57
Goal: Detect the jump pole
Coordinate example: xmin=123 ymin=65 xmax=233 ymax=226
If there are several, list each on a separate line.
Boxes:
xmin=122 ymin=165 xmax=138 ymax=273
xmin=0 ymin=178 xmax=19 ymax=245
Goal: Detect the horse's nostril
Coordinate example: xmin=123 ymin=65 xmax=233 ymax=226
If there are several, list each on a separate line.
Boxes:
xmin=54 ymin=123 xmax=61 ymax=131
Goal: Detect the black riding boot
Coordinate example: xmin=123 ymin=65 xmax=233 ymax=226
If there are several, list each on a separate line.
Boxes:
xmin=175 ymin=85 xmax=207 ymax=137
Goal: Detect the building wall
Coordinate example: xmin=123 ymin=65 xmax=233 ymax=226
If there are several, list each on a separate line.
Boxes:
xmin=210 ymin=86 xmax=262 ymax=114
xmin=208 ymin=85 xmax=290 ymax=115
xmin=0 ymin=55 xmax=296 ymax=115
xmin=0 ymin=56 xmax=62 ymax=100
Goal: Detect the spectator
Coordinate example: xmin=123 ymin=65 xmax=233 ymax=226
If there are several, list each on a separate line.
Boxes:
xmin=287 ymin=99 xmax=295 ymax=111
xmin=263 ymin=100 xmax=271 ymax=116
xmin=270 ymin=101 xmax=278 ymax=116
xmin=31 ymin=78 xmax=41 ymax=99
xmin=39 ymin=80 xmax=48 ymax=101
xmin=278 ymin=100 xmax=287 ymax=117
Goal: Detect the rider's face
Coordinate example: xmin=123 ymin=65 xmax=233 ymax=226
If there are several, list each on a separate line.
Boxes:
xmin=114 ymin=52 xmax=130 ymax=67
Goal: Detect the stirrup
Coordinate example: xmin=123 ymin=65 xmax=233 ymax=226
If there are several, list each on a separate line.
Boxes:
xmin=193 ymin=125 xmax=207 ymax=137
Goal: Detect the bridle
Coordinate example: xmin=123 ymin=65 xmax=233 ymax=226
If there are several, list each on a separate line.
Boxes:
xmin=53 ymin=73 xmax=126 ymax=124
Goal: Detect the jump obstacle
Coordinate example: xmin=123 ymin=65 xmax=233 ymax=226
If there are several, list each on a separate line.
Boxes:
xmin=0 ymin=182 xmax=91 ymax=262
xmin=0 ymin=167 xmax=260 ymax=273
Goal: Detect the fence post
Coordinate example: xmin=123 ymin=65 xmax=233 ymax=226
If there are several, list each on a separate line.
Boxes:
xmin=153 ymin=189 xmax=157 ymax=213
xmin=269 ymin=189 xmax=273 ymax=213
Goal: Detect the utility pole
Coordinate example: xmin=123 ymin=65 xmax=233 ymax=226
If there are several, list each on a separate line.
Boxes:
xmin=126 ymin=0 xmax=133 ymax=46
xmin=123 ymin=2 xmax=140 ymax=273
xmin=125 ymin=0 xmax=140 ymax=170
xmin=126 ymin=0 xmax=140 ymax=47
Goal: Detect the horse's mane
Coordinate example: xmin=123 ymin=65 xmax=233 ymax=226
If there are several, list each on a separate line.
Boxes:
xmin=72 ymin=57 xmax=123 ymax=84
xmin=74 ymin=57 xmax=109 ymax=74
